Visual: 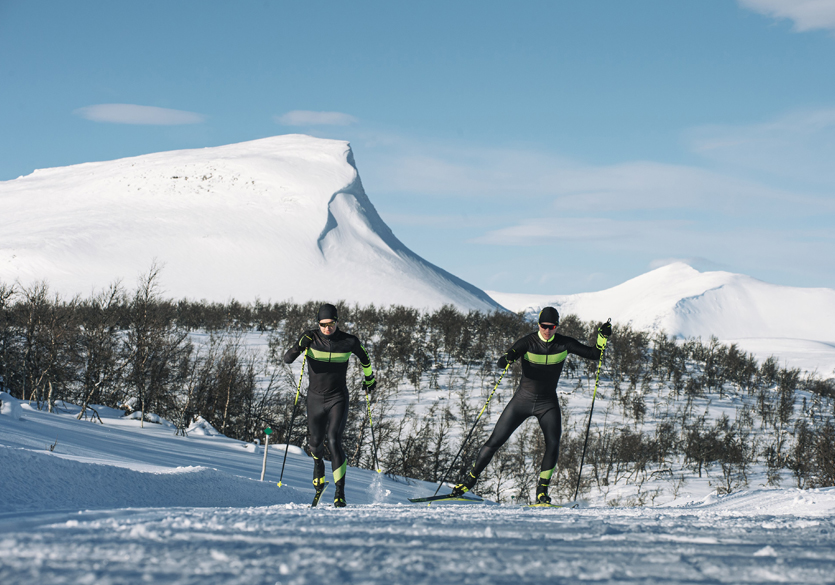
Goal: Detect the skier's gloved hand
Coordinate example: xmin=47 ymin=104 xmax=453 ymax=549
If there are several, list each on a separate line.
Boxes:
xmin=298 ymin=332 xmax=315 ymax=351
xmin=596 ymin=320 xmax=612 ymax=351
xmin=497 ymin=354 xmax=514 ymax=369
xmin=363 ymin=375 xmax=377 ymax=393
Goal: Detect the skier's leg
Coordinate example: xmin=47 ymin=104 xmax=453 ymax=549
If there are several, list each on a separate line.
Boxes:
xmin=473 ymin=395 xmax=530 ymax=476
xmin=325 ymin=389 xmax=349 ymax=506
xmin=452 ymin=393 xmax=530 ymax=495
xmin=307 ymin=392 xmax=328 ymax=485
xmin=535 ymin=402 xmax=562 ymax=503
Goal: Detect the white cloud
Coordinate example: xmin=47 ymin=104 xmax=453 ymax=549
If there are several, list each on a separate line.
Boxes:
xmin=365 ymin=141 xmax=821 ymax=216
xmin=352 ymin=124 xmax=835 ymax=288
xmin=74 ymin=104 xmax=205 ymax=125
xmin=687 ymin=107 xmax=835 ymax=187
xmin=276 ymin=110 xmax=358 ymax=126
xmin=377 ymin=211 xmax=496 ymax=228
xmin=471 ymin=217 xmax=690 ymax=246
xmin=738 ymin=0 xmax=835 ymax=32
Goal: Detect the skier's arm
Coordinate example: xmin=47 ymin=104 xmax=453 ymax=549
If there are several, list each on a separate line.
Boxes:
xmin=497 ymin=337 xmax=530 ymax=369
xmin=353 ymin=340 xmax=376 ymax=391
xmin=283 ymin=330 xmax=315 ymax=364
xmin=566 ymin=321 xmax=613 ymax=361
xmin=564 ymin=337 xmax=600 ymax=361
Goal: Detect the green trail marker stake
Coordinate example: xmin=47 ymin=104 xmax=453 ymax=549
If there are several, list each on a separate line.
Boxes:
xmin=260 ymin=427 xmax=273 ymax=481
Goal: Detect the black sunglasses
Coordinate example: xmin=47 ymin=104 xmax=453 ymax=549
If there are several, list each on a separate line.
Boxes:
xmin=539 ymin=323 xmax=557 ymax=330
xmin=319 ymin=321 xmax=337 ymax=328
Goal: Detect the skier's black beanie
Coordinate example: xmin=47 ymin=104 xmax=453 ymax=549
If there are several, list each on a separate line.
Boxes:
xmin=317 ymin=303 xmax=338 ymax=322
xmin=538 ymin=306 xmax=559 ymax=326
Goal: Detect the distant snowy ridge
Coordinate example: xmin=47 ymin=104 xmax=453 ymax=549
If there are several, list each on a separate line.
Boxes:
xmin=0 ymin=135 xmax=500 ymax=312
xmin=488 ymin=263 xmax=835 ymax=376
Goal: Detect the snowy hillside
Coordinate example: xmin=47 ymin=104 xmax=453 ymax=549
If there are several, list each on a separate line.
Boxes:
xmin=2 ymin=393 xmax=835 ymax=584
xmin=0 ymin=135 xmax=500 ymax=312
xmin=489 ymin=263 xmax=835 ymax=377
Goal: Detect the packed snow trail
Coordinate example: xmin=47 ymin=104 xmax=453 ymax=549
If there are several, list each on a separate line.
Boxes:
xmin=2 ymin=500 xmax=835 ymax=584
xmin=4 ymin=393 xmax=835 ymax=583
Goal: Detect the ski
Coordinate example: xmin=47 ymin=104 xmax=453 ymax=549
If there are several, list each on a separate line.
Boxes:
xmin=408 ymin=493 xmax=483 ymax=504
xmin=311 ymin=481 xmax=329 ymax=507
xmin=525 ymin=501 xmax=579 ymax=509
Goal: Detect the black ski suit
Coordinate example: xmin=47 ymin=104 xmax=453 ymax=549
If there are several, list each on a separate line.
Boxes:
xmin=283 ymin=328 xmax=374 ymax=484
xmin=470 ymin=330 xmax=601 ymax=480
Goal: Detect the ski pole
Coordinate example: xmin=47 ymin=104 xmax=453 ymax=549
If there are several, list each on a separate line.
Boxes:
xmin=573 ymin=319 xmax=610 ymax=502
xmin=433 ymin=363 xmax=511 ymax=496
xmin=278 ymin=353 xmax=306 ymax=487
xmin=364 ymin=390 xmax=382 ymax=473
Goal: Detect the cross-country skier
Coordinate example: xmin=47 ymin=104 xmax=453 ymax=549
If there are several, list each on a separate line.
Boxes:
xmin=284 ymin=303 xmax=376 ymax=507
xmin=450 ymin=306 xmax=612 ymax=505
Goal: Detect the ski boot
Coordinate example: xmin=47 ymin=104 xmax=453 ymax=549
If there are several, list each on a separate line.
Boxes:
xmin=311 ymin=456 xmax=329 ymax=507
xmin=535 ymin=480 xmax=551 ymax=505
xmin=311 ymin=476 xmax=328 ymax=507
xmin=312 ymin=455 xmax=326 ymax=481
xmin=450 ymin=471 xmax=478 ymax=497
xmin=334 ymin=478 xmax=347 ymax=508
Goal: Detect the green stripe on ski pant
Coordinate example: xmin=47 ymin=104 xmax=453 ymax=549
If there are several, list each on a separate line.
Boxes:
xmin=333 ymin=460 xmax=347 ymax=482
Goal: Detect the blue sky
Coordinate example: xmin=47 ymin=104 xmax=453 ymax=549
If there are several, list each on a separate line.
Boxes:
xmin=2 ymin=0 xmax=834 ymax=295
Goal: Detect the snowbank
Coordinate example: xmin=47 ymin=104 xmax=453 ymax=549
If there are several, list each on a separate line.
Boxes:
xmin=683 ymin=487 xmax=835 ymax=516
xmin=0 ymin=392 xmax=22 ymax=420
xmin=0 ymin=446 xmax=306 ymax=513
xmin=186 ymin=415 xmax=221 ymax=436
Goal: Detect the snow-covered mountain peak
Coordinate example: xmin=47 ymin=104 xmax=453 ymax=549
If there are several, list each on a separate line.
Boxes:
xmin=488 ymin=262 xmax=835 ymax=375
xmin=0 ymin=135 xmax=500 ymax=311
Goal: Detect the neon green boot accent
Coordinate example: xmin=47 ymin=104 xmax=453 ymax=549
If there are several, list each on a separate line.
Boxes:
xmin=536 ymin=479 xmax=551 ymax=504
xmin=451 ymin=472 xmax=478 ymax=497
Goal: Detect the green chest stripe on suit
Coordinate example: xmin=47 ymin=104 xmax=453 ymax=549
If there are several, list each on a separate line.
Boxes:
xmin=306 ymin=348 xmax=351 ymax=363
xmin=523 ymin=350 xmax=567 ymax=365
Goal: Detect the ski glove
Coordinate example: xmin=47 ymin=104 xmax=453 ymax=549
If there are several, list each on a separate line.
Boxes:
xmin=596 ymin=320 xmax=612 ymax=350
xmin=497 ymin=354 xmax=514 ymax=369
xmin=298 ymin=332 xmax=315 ymax=350
xmin=363 ymin=375 xmax=377 ymax=393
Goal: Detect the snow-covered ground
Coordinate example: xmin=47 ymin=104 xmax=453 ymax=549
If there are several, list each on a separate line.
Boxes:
xmin=0 ymin=134 xmax=499 ymax=312
xmin=3 ymin=391 xmax=835 ymax=584
xmin=488 ymin=262 xmax=835 ymax=377
xmin=3 ymin=493 xmax=835 ymax=584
